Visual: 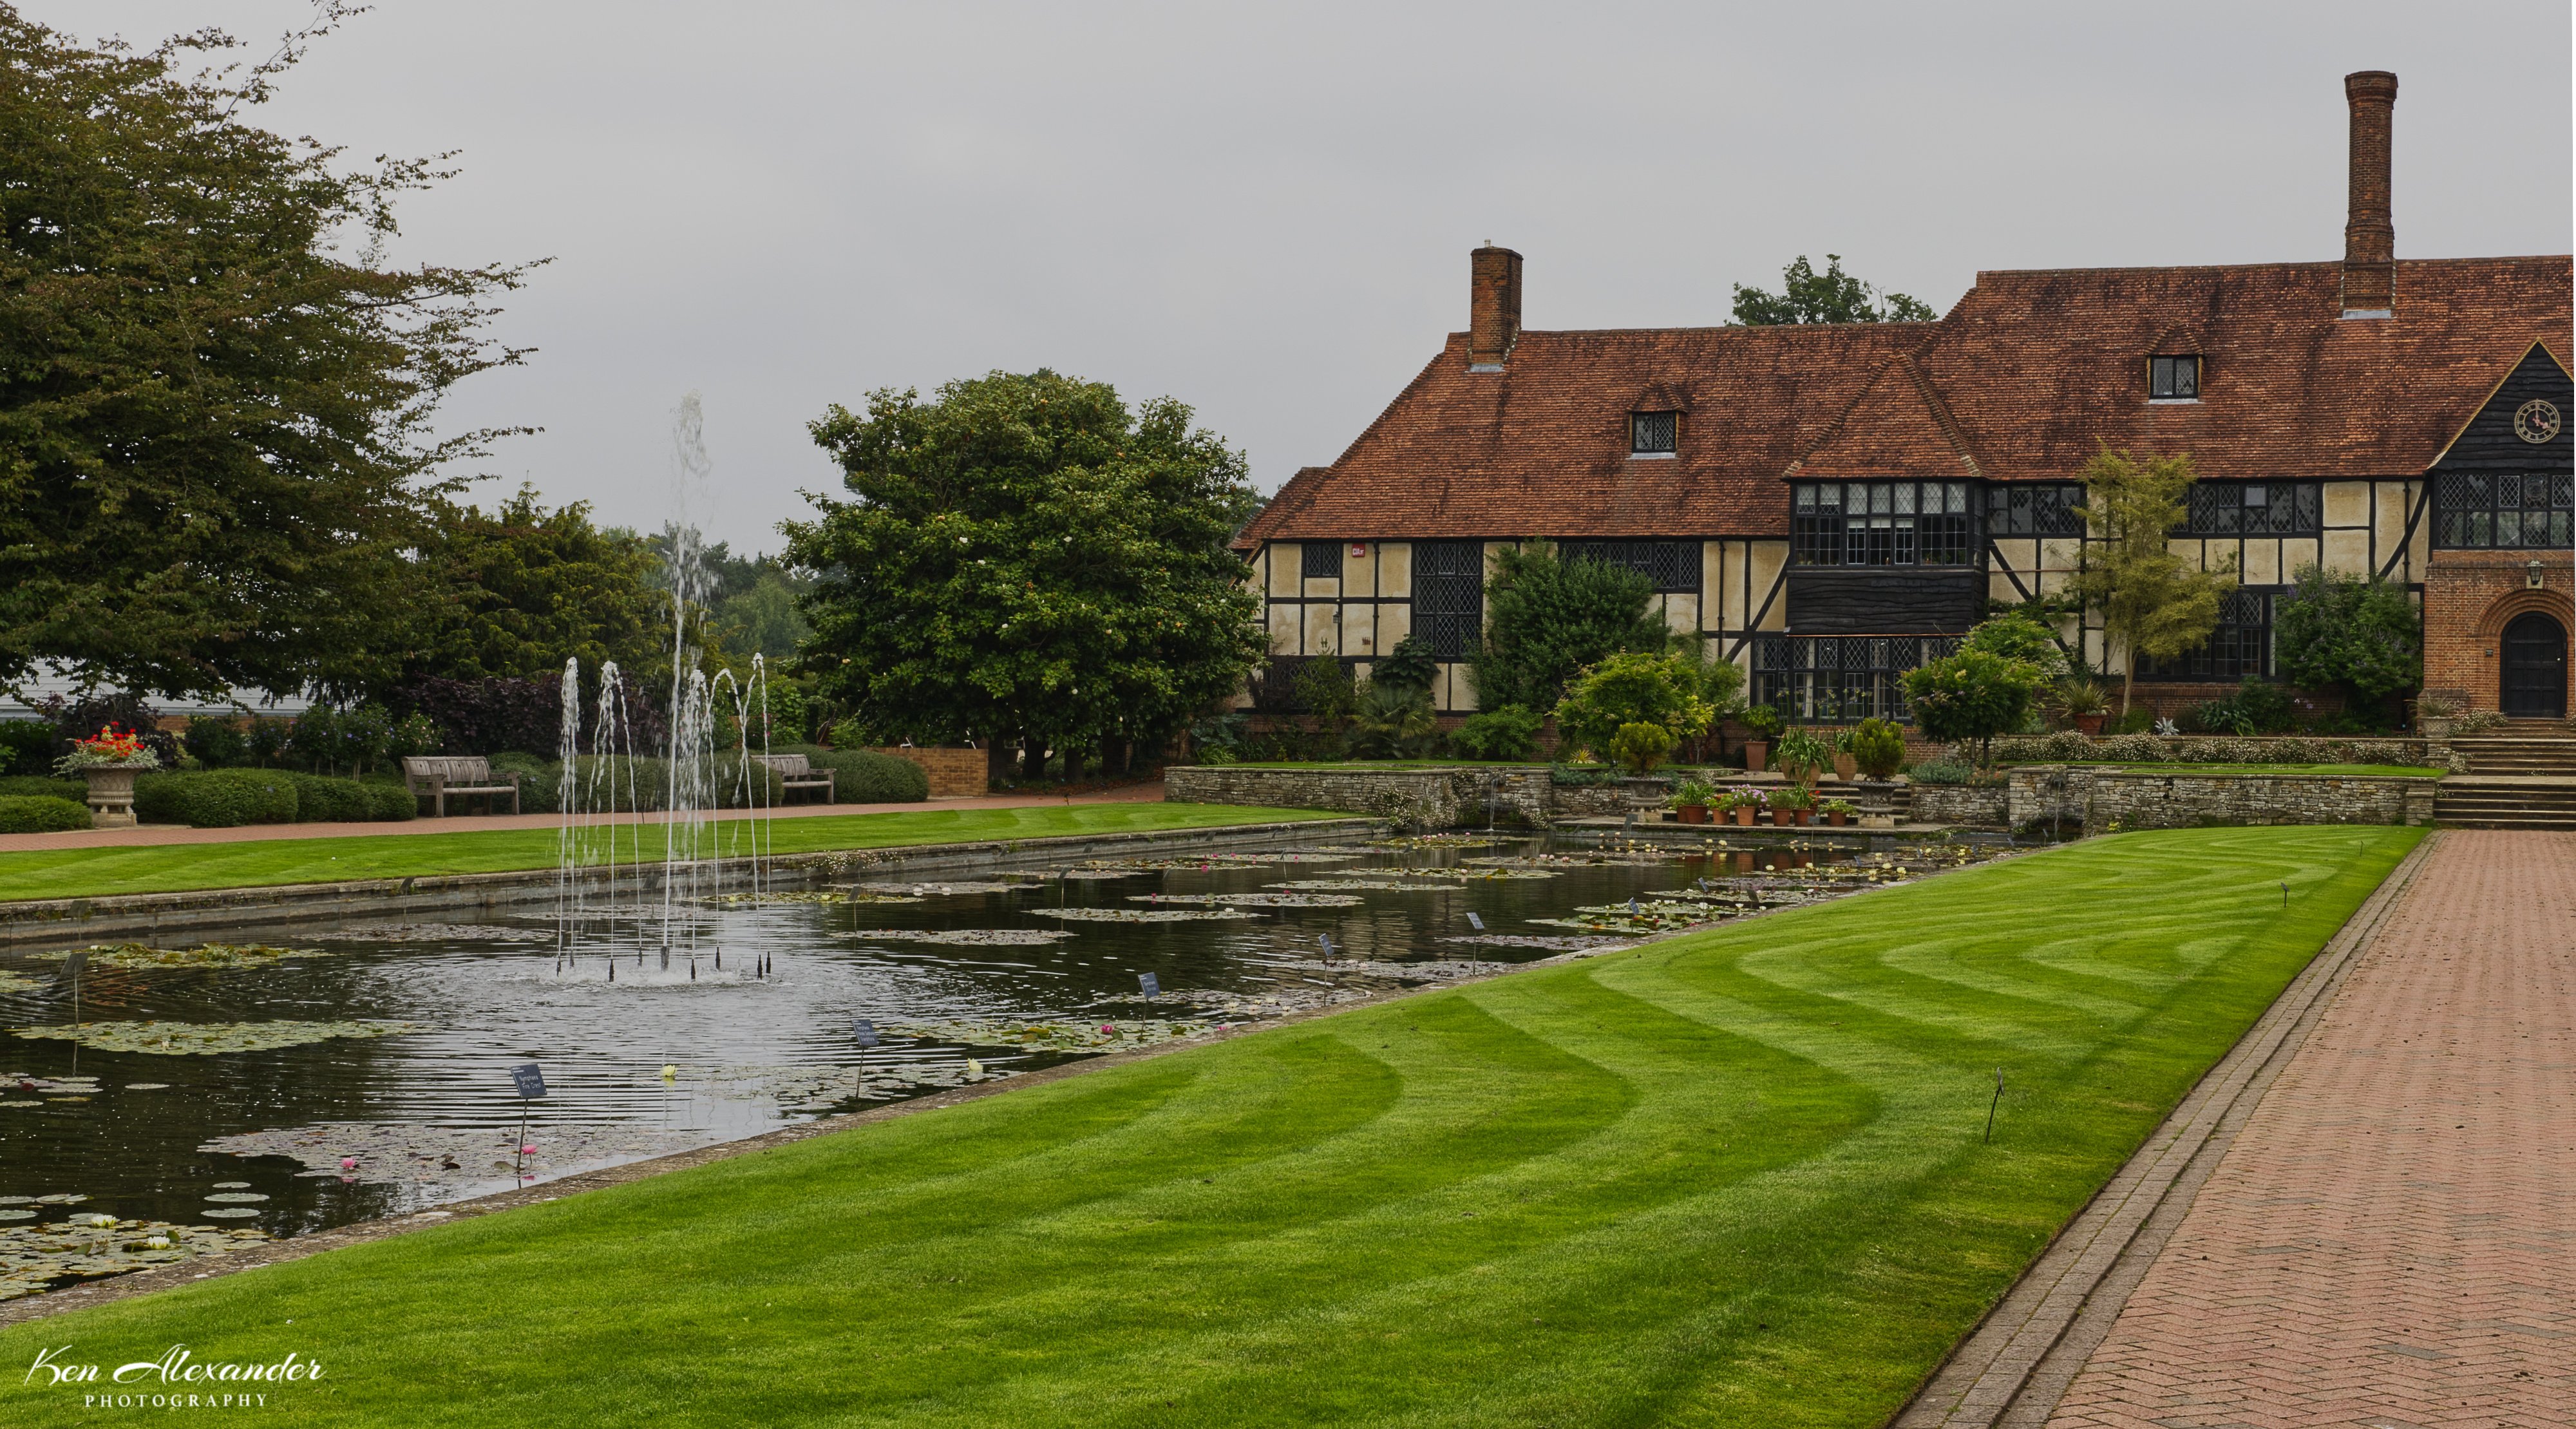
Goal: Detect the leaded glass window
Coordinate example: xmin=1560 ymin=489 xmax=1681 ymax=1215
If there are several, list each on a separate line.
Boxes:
xmin=1630 ymin=412 xmax=1678 ymax=455
xmin=1790 ymin=482 xmax=1977 ymax=566
xmin=2135 ymin=587 xmax=2276 ymax=681
xmin=2434 ymin=471 xmax=2574 ymax=549
xmin=1557 ymin=540 xmax=1700 ymax=592
xmin=1992 ymin=484 xmax=2087 ymax=536
xmin=1410 ymin=540 xmax=1484 ymax=659
xmin=2149 ymin=355 xmax=2200 ymax=399
xmin=1299 ymin=542 xmax=1344 ymax=580
xmin=2179 ymin=482 xmax=2321 ymax=536
xmin=1752 ymin=634 xmax=1960 ymax=722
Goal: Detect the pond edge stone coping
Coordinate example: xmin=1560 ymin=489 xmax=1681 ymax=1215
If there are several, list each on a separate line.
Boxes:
xmin=1888 ymin=828 xmax=2439 ymax=1428
xmin=0 ymin=837 xmax=2016 ymax=1329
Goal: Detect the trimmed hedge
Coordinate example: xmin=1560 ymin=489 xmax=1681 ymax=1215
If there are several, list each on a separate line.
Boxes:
xmin=134 ymin=770 xmax=299 ymax=828
xmin=484 ymin=755 xmax=795 ymax=816
xmin=0 ymin=795 xmax=91 ymax=833
xmin=0 ymin=775 xmax=86 ymax=803
xmin=777 ymin=745 xmax=929 ymax=803
xmin=130 ymin=770 xmax=415 ymax=828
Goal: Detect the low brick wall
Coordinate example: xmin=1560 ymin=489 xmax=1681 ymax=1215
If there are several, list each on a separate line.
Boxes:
xmin=1915 ymin=766 xmax=2438 ymax=832
xmin=868 ymin=746 xmax=986 ymax=799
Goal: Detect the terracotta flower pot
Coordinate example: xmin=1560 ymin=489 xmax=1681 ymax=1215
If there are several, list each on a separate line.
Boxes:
xmin=1832 ymin=753 xmax=1858 ymax=781
xmin=1732 ymin=806 xmax=1756 ymax=826
xmin=1676 ymin=804 xmax=1709 ymax=824
xmin=1826 ymin=809 xmax=1849 ymax=827
xmin=2074 ymin=713 xmax=2106 ymax=736
xmin=1743 ymin=741 xmax=1768 ymax=773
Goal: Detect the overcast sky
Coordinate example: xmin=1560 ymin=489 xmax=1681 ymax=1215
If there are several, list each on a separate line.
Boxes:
xmin=53 ymin=1 xmax=2576 ymax=552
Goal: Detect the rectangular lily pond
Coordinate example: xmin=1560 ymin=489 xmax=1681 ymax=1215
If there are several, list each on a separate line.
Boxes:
xmin=0 ymin=831 xmax=2003 ymax=1302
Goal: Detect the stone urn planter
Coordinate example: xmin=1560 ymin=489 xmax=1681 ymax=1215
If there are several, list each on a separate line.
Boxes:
xmin=2420 ymin=715 xmax=2456 ymax=739
xmin=80 ymin=766 xmax=140 ymax=828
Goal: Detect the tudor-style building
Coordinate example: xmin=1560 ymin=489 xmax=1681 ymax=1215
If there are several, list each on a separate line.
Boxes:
xmin=1233 ymin=72 xmax=2574 ymax=724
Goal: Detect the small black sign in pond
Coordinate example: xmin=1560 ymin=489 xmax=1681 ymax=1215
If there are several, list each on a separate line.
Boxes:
xmin=510 ymin=1064 xmax=547 ymax=1099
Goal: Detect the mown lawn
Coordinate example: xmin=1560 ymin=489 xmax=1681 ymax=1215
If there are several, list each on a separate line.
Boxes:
xmin=0 ymin=804 xmax=1343 ymax=903
xmin=0 ymin=826 xmax=2418 ymax=1426
xmin=1997 ymin=762 xmax=2443 ymax=777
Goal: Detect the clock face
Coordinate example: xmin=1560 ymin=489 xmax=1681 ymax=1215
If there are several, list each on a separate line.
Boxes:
xmin=2514 ymin=398 xmax=2561 ymax=444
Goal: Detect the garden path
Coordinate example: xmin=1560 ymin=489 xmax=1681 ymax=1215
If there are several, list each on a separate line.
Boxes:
xmin=0 ymin=780 xmax=1164 ymax=853
xmin=2045 ymin=829 xmax=2574 ymax=1428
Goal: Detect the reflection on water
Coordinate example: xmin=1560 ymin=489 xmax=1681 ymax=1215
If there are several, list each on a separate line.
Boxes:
xmin=0 ymin=833 xmax=1991 ymax=1296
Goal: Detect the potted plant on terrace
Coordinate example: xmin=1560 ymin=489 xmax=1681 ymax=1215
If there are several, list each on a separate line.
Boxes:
xmin=2414 ymin=692 xmax=2459 ymax=740
xmin=1767 ymin=782 xmax=1815 ymax=826
xmin=2051 ymin=676 xmax=2112 ymax=736
xmin=1844 ymin=715 xmax=1908 ymax=824
xmin=1668 ymin=778 xmax=1718 ymax=825
xmin=1718 ymin=787 xmax=1763 ymax=826
xmin=1739 ymin=705 xmax=1785 ymax=772
xmin=1772 ymin=727 xmax=1834 ymax=788
xmin=55 ymin=723 xmax=162 ymax=828
xmin=1819 ymin=797 xmax=1855 ymax=828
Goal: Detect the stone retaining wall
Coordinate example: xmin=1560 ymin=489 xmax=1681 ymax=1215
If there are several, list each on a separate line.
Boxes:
xmin=1913 ymin=766 xmax=2436 ymax=833
xmin=1164 ymin=766 xmax=1553 ymax=829
xmin=867 ymin=746 xmax=987 ymax=798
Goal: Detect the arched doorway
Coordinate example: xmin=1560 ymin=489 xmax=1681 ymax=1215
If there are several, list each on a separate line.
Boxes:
xmin=2500 ymin=612 xmax=2568 ymax=718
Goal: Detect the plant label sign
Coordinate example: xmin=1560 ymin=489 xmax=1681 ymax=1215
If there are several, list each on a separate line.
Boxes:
xmin=1137 ymin=972 xmax=1161 ymax=997
xmin=54 ymin=952 xmax=86 ymax=989
xmin=1465 ymin=912 xmax=1484 ymax=931
xmin=1318 ymin=934 xmax=1334 ymax=957
xmin=851 ymin=1019 xmax=880 ymax=1050
xmin=510 ymin=1064 xmax=547 ymax=1099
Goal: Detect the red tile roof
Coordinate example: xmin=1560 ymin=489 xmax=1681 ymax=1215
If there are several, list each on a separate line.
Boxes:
xmin=1236 ymin=323 xmax=1931 ymax=546
xmin=1239 ymin=255 xmax=2571 ymax=547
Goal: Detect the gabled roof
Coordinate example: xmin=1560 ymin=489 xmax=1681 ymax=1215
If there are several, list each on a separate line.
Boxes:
xmin=1893 ymin=256 xmax=2571 ymax=482
xmin=1240 ymin=254 xmax=2573 ymax=548
xmin=1233 ymin=323 xmax=1929 ymax=547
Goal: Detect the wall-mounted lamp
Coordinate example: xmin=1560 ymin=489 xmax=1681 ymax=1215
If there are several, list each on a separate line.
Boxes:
xmin=2528 ymin=558 xmax=2546 ymax=590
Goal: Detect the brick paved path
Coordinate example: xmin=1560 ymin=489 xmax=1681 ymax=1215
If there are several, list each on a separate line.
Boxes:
xmin=2046 ymin=830 xmax=2575 ymax=1428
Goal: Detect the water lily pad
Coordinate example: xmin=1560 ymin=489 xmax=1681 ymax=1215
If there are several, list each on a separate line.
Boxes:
xmin=1273 ymin=958 xmax=1513 ymax=981
xmin=201 ymin=1121 xmax=710 ymax=1191
xmin=0 ymin=1211 xmax=31 ymax=1222
xmin=1268 ymin=879 xmax=1459 ymax=893
xmin=203 ymin=1193 xmax=269 ymax=1204
xmin=703 ymin=889 xmax=886 ymax=905
xmin=1126 ymin=893 xmax=1365 ymax=908
xmin=12 ymin=1019 xmax=421 ymax=1055
xmin=211 ymin=1182 xmax=249 ymax=1189
xmin=328 ymin=922 xmax=553 ymax=943
xmin=0 ymin=1197 xmax=30 ymax=1205
xmin=855 ymin=881 xmax=1030 ymax=896
xmin=1526 ymin=900 xmax=1712 ymax=934
xmin=845 ymin=928 xmax=1072 ymax=946
xmin=32 ymin=942 xmax=319 ymax=970
xmin=0 ymin=970 xmax=40 ymax=994
xmin=126 ymin=1083 xmax=169 ymax=1091
xmin=0 ymin=1216 xmax=267 ymax=1301
xmin=198 ymin=1208 xmax=261 ymax=1219
xmin=0 ymin=1100 xmax=39 ymax=1109
xmin=1029 ymin=907 xmax=1258 ymax=923
xmin=1051 ymin=868 xmax=1150 ymax=881
xmin=33 ymin=1194 xmax=85 ymax=1204
xmin=1081 ymin=851 xmax=1358 ymax=870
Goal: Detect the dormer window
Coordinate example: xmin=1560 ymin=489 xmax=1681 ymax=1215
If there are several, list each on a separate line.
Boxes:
xmin=2148 ymin=355 xmax=2201 ymax=401
xmin=1629 ymin=411 xmax=1679 ymax=457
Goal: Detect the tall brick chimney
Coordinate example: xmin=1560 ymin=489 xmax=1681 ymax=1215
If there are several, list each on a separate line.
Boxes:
xmin=2340 ymin=70 xmax=2398 ymax=317
xmin=1468 ymin=244 xmax=1522 ymax=370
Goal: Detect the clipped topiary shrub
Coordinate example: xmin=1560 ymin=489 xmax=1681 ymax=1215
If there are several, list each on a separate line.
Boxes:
xmin=0 ymin=795 xmax=91 ymax=833
xmin=1906 ymin=758 xmax=1975 ymax=786
xmin=0 ymin=775 xmax=87 ymax=802
xmin=288 ymin=773 xmax=376 ymax=823
xmin=132 ymin=770 xmax=300 ymax=828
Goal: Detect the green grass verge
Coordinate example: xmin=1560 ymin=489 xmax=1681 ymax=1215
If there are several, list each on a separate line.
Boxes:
xmin=2000 ymin=762 xmax=2443 ymax=778
xmin=0 ymin=826 xmax=2419 ymax=1426
xmin=0 ymin=804 xmax=1344 ymax=904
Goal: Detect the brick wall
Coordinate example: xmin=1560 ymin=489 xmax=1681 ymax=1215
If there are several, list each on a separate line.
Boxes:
xmin=867 ymin=746 xmax=987 ymax=799
xmin=2422 ymin=550 xmax=2572 ymax=712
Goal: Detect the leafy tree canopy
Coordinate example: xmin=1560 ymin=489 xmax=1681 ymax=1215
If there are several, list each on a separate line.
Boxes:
xmin=1469 ymin=545 xmax=1670 ymax=713
xmin=2275 ymin=563 xmax=2421 ymax=711
xmin=1960 ymin=609 xmax=2069 ymax=684
xmin=1732 ymin=254 xmax=1938 ymax=326
xmin=0 ymin=6 xmax=535 ymax=701
xmin=1553 ymin=650 xmax=1716 ymax=759
xmin=2063 ymin=446 xmax=2237 ymax=712
xmin=405 ymin=489 xmax=669 ymax=690
xmin=786 ymin=370 xmax=1265 ymax=753
xmin=1900 ymin=648 xmax=2043 ymax=768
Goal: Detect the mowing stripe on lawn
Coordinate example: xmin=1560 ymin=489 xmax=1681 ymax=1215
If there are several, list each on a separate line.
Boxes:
xmin=0 ymin=804 xmax=1341 ymax=903
xmin=0 ymin=826 xmax=2420 ymax=1428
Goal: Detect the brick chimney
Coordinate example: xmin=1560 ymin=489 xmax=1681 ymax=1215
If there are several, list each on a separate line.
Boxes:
xmin=1468 ymin=244 xmax=1522 ymax=370
xmin=2340 ymin=70 xmax=2398 ymax=317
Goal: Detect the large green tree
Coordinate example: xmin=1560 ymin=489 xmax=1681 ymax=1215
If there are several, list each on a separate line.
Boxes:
xmin=0 ymin=8 xmax=535 ymax=701
xmin=1732 ymin=254 xmax=1938 ymax=325
xmin=2063 ymin=447 xmax=2237 ymax=714
xmin=786 ymin=370 xmax=1265 ymax=775
xmin=2275 ymin=563 xmax=2421 ymax=719
xmin=405 ymin=490 xmax=669 ymax=687
xmin=1468 ymin=544 xmax=1672 ymax=714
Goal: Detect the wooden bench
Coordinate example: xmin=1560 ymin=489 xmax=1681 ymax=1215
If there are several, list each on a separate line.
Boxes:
xmin=402 ymin=755 xmax=522 ymax=817
xmin=753 ymin=753 xmax=835 ymax=805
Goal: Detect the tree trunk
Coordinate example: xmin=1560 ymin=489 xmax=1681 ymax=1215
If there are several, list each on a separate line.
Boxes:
xmin=2119 ymin=640 xmax=2136 ymax=721
xmin=1102 ymin=735 xmax=1132 ymax=778
xmin=1061 ymin=747 xmax=1085 ymax=786
xmin=1020 ymin=733 xmax=1048 ymax=782
xmin=987 ymin=739 xmax=1014 ymax=789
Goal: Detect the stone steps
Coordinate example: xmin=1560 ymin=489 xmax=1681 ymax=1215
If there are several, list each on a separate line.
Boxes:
xmin=2434 ymin=773 xmax=2576 ymax=828
xmin=2450 ymin=734 xmax=2576 ymax=777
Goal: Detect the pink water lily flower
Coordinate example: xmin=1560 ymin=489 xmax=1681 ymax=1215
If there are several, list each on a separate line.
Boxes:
xmin=339 ymin=1157 xmax=357 ymax=1171
xmin=1099 ymin=1024 xmax=1115 ymax=1034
